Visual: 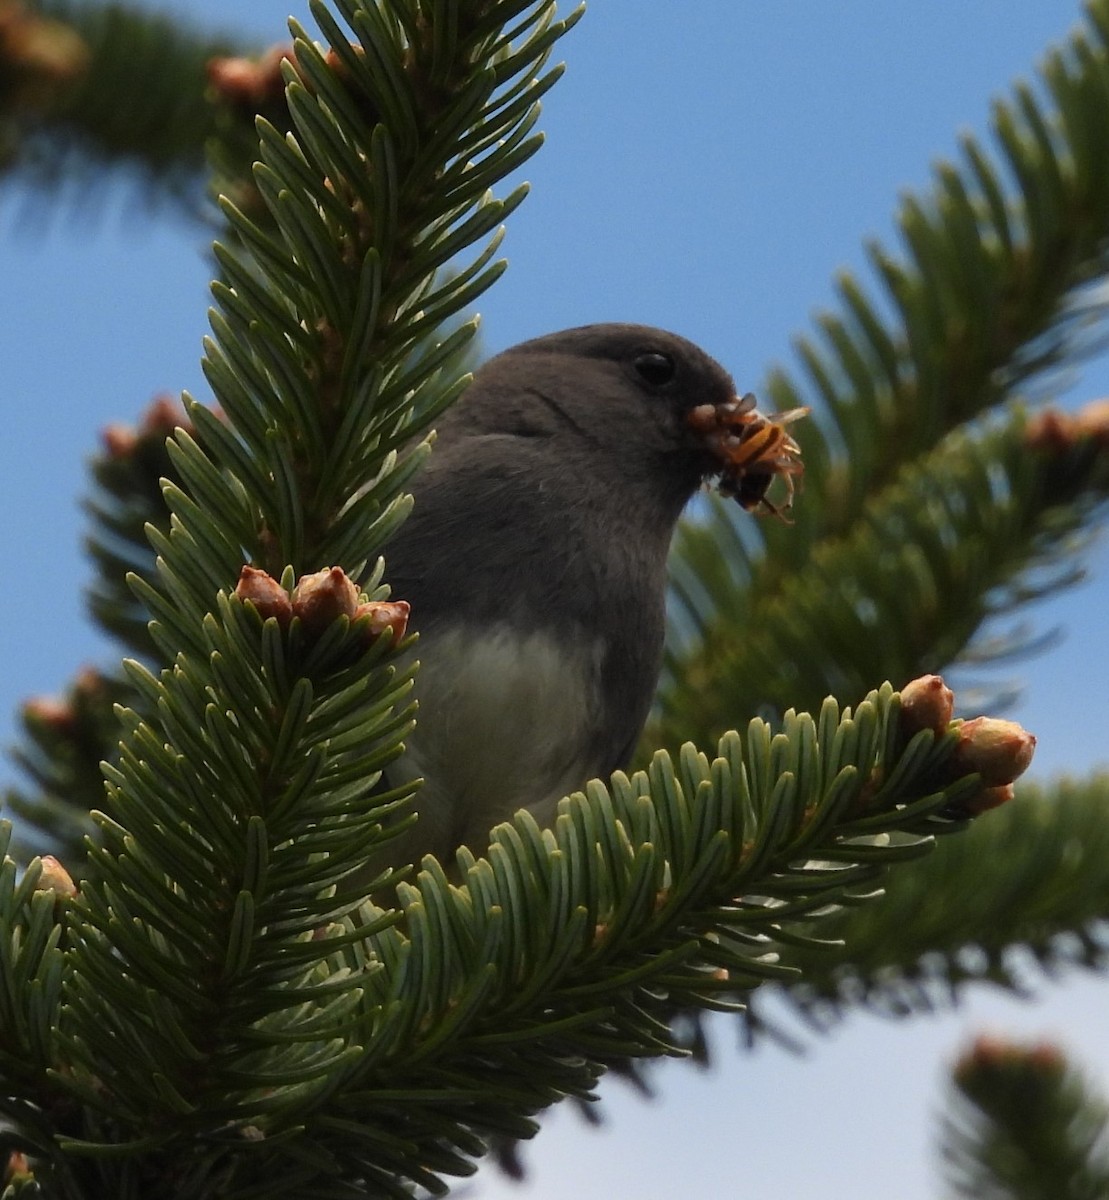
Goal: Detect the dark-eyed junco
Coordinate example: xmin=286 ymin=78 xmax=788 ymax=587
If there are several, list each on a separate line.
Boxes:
xmin=378 ymin=322 xmax=803 ymax=870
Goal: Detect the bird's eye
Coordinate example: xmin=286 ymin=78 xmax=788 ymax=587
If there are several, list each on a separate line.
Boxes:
xmin=633 ymin=351 xmax=677 ymax=386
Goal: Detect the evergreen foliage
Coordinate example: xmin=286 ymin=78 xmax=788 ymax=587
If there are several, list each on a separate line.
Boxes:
xmin=941 ymin=1036 xmax=1109 ymax=1200
xmin=774 ymin=773 xmax=1109 ymax=1026
xmin=659 ymin=0 xmax=1109 ymax=741
xmin=2 ymin=0 xmax=240 ymax=211
xmin=2 ymin=1 xmax=1109 ymax=1197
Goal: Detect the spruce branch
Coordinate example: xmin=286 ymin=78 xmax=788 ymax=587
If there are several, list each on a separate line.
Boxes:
xmin=46 ymin=653 xmax=1023 ymax=1194
xmin=662 ymin=402 xmax=1109 ymax=746
xmin=84 ymin=395 xmax=197 ymax=662
xmin=4 ymin=463 xmax=1027 ymax=1197
xmin=0 ymin=2 xmax=1089 ymax=1195
xmin=4 ymin=669 xmax=128 ymax=866
xmin=3 ymin=0 xmax=557 ymax=877
xmin=660 ymin=0 xmax=1109 ymax=742
xmin=224 ymin=685 xmax=1026 ymax=1195
xmin=941 ymin=1036 xmax=1109 ymax=1200
xmin=56 ymin=578 xmax=417 ymax=1153
xmin=2 ymin=0 xmax=246 ymax=213
xmin=182 ymin=0 xmax=581 ymax=598
xmin=769 ymin=772 xmax=1109 ymax=1028
xmin=0 ymin=829 xmax=69 ymax=1108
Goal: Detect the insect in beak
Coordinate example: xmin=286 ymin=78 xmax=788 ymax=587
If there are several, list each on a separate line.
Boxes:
xmin=687 ymin=393 xmax=809 ymax=519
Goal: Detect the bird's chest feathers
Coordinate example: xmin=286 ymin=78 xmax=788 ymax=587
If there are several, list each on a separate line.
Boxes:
xmin=403 ymin=626 xmax=606 ymax=846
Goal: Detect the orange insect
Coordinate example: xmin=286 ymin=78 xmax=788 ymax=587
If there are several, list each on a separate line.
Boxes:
xmin=687 ymin=392 xmax=809 ymax=519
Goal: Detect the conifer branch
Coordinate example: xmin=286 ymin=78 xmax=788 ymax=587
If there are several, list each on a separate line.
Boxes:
xmin=941 ymin=1036 xmax=1109 ymax=1200
xmin=2 ymin=0 xmax=244 ymax=212
xmin=771 ymin=773 xmax=1109 ymax=1027
xmin=4 ymin=670 xmax=126 ymax=866
xmin=660 ymin=0 xmax=1109 ymax=741
xmin=44 ymin=670 xmax=1022 ymax=1193
xmin=0 ymin=3 xmax=1091 ymax=1195
xmin=661 ymin=404 xmax=1109 ymax=745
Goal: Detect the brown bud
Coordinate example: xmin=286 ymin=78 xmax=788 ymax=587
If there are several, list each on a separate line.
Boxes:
xmin=323 ymin=44 xmax=364 ymax=77
xmin=73 ymin=666 xmax=106 ymax=700
xmin=36 ymin=855 xmax=77 ymax=900
xmin=0 ymin=3 xmax=88 ymax=107
xmin=899 ymin=673 xmax=954 ymax=737
xmin=955 ymin=1034 xmax=1066 ymax=1084
xmin=292 ymin=567 xmax=361 ymax=634
xmin=959 ymin=783 xmax=1015 ymax=817
xmin=236 ymin=566 xmax=292 ymax=628
xmin=952 ymin=716 xmax=1036 ymax=786
xmin=1025 ymin=408 xmax=1079 ymax=454
xmin=23 ymin=695 xmax=76 ymax=733
xmin=354 ymin=599 xmax=410 ymax=644
xmin=101 ymin=422 xmax=138 ymax=458
xmin=1026 ymin=1041 xmax=1068 ymax=1074
xmin=138 ymin=393 xmax=186 ymax=438
xmin=207 ymin=44 xmax=291 ymax=107
xmin=958 ymin=1033 xmax=1011 ymax=1074
xmin=1074 ymin=398 xmax=1109 ymax=447
xmin=3 ymin=1150 xmax=32 ymax=1184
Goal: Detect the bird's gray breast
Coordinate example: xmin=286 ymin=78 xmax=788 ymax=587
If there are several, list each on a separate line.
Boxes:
xmin=385 ymin=622 xmax=607 ymax=866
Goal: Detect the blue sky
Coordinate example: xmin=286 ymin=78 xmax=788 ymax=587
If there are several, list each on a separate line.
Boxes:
xmin=3 ymin=3 xmax=1108 ymax=1197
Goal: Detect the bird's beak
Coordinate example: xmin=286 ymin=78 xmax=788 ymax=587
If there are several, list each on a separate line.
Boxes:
xmin=685 ymin=393 xmax=809 ymax=517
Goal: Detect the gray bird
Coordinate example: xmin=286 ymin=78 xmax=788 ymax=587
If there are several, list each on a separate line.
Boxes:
xmin=378 ymin=322 xmax=784 ymax=870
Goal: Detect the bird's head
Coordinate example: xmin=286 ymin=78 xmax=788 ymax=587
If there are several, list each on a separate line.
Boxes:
xmin=452 ymin=322 xmax=805 ymax=519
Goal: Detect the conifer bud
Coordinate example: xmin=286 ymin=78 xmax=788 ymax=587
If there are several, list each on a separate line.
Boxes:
xmin=1075 ymin=397 xmax=1109 ymax=447
xmin=0 ymin=2 xmax=88 ymax=108
xmin=99 ymin=394 xmax=193 ymax=463
xmin=235 ymin=566 xmax=292 ymax=628
xmin=138 ymin=393 xmax=187 ymax=438
xmin=958 ymin=783 xmax=1014 ymax=817
xmin=292 ymin=567 xmax=360 ymax=634
xmin=354 ymin=600 xmax=410 ymax=644
xmin=3 ymin=1150 xmax=32 ymax=1184
xmin=36 ymin=855 xmax=77 ymax=900
xmin=952 ymin=716 xmax=1036 ymax=786
xmin=899 ymin=673 xmax=954 ymax=737
xmin=954 ymin=1034 xmax=1066 ymax=1086
xmin=73 ymin=666 xmax=106 ymax=700
xmin=1024 ymin=408 xmax=1078 ymax=454
xmin=23 ymin=695 xmax=76 ymax=733
xmin=101 ymin=422 xmax=138 ymax=458
xmin=207 ymin=45 xmax=291 ymax=108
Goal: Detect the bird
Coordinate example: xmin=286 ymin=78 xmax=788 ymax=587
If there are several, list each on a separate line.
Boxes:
xmin=375 ymin=322 xmax=801 ymax=872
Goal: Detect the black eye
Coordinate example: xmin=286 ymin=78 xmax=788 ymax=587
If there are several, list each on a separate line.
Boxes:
xmin=633 ymin=351 xmax=677 ymax=386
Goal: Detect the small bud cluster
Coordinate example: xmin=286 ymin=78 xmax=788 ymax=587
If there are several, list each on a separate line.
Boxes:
xmin=0 ymin=1 xmax=88 ymax=111
xmin=3 ymin=1149 xmax=33 ymax=1185
xmin=207 ymin=44 xmax=292 ymax=109
xmin=235 ymin=565 xmax=409 ymax=648
xmin=206 ymin=41 xmax=369 ymax=114
xmin=100 ymin=394 xmax=194 ymax=461
xmin=952 ymin=1034 xmax=1070 ymax=1123
xmin=1025 ymin=398 xmax=1109 ymax=453
xmin=23 ymin=665 xmax=111 ymax=739
xmin=205 ymin=38 xmax=379 ymax=222
xmin=898 ymin=674 xmax=1035 ymax=817
xmin=955 ymin=1034 xmax=1067 ymax=1085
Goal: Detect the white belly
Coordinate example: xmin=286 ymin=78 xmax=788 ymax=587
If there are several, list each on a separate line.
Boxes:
xmin=385 ymin=624 xmax=604 ymax=867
